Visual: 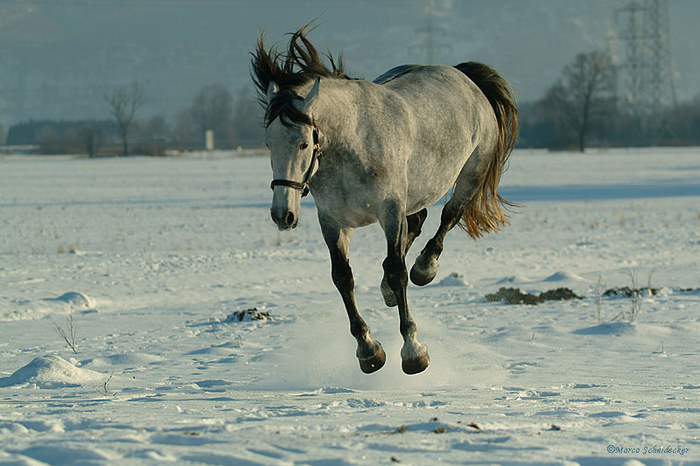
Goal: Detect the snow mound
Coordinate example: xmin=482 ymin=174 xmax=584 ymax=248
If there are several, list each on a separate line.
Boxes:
xmin=573 ymin=322 xmax=637 ymax=336
xmin=0 ymin=355 xmax=107 ymax=388
xmin=192 ymin=379 xmax=234 ymax=389
xmin=105 ymin=352 xmax=166 ymax=365
xmin=49 ymin=291 xmax=94 ymax=308
xmin=5 ymin=292 xmax=98 ymax=322
xmin=437 ymin=272 xmax=469 ymax=287
xmin=496 ymin=275 xmax=532 ymax=284
xmin=300 ymin=387 xmax=358 ymax=396
xmin=82 ymin=352 xmax=166 ymax=368
xmin=543 ymin=271 xmax=586 ymax=282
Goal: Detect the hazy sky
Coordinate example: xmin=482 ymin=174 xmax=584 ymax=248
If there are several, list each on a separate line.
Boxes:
xmin=1 ymin=0 xmax=698 ymax=127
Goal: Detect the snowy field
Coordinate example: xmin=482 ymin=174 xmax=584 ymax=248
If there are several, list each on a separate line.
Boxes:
xmin=1 ymin=148 xmax=698 ymax=465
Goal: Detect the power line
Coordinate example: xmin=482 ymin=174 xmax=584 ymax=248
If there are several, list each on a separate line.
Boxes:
xmin=410 ymin=6 xmax=451 ymax=64
xmin=615 ymin=0 xmax=676 ymax=115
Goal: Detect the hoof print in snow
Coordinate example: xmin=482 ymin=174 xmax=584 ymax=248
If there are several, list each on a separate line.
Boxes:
xmin=485 ymin=287 xmax=582 ymax=305
xmin=226 ymin=307 xmax=275 ymax=322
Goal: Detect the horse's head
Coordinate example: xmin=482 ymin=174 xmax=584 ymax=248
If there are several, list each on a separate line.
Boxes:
xmin=266 ymin=79 xmax=321 ymax=230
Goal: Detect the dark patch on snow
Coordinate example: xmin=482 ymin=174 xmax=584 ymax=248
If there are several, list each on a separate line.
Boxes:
xmin=539 ymin=288 xmax=582 ymax=301
xmin=226 ymin=307 xmax=276 ymax=322
xmin=603 ymin=286 xmax=659 ymax=297
xmin=603 ymin=286 xmax=698 ymax=297
xmin=485 ymin=287 xmax=582 ymax=305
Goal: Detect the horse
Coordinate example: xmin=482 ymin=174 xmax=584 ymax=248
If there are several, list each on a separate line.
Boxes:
xmin=252 ymin=25 xmax=517 ymax=375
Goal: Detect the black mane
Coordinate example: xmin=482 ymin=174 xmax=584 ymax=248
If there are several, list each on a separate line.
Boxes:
xmin=251 ymin=24 xmax=350 ymax=127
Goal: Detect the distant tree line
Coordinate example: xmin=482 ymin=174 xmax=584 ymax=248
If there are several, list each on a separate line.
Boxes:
xmin=6 ymin=119 xmax=118 ymax=155
xmin=3 ymin=51 xmax=699 ymax=155
xmin=518 ymin=49 xmax=700 ymax=151
xmin=4 ymin=83 xmax=265 ymax=156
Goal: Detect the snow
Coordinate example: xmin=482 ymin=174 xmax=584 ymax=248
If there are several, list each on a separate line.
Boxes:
xmin=0 ymin=355 xmax=106 ymax=389
xmin=1 ymin=148 xmax=699 ymax=464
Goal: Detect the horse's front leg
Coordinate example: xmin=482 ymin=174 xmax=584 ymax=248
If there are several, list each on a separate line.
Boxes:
xmin=319 ymin=215 xmax=386 ymax=373
xmin=380 ymin=201 xmax=430 ymax=374
xmin=381 ymin=208 xmax=427 ymax=307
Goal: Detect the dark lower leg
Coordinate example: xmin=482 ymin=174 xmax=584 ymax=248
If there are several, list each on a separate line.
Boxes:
xmin=321 ymin=222 xmax=385 ymax=373
xmin=382 ymin=208 xmax=427 ymax=307
xmin=406 ymin=208 xmax=428 ymax=253
xmin=410 ymin=202 xmax=464 ymax=286
xmin=332 ymin=257 xmax=385 ymax=372
xmin=381 ymin=205 xmax=429 ymax=374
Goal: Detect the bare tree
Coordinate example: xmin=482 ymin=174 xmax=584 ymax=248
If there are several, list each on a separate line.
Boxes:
xmin=104 ymin=83 xmax=145 ymax=156
xmin=232 ymin=85 xmax=265 ymax=147
xmin=546 ymin=50 xmax=616 ymax=151
xmin=189 ymin=84 xmax=233 ymax=149
xmin=79 ymin=124 xmax=101 ymax=158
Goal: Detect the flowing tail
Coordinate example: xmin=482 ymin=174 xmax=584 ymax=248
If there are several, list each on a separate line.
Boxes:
xmin=454 ymin=61 xmax=519 ymax=239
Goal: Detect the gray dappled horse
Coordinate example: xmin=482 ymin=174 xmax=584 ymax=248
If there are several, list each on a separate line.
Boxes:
xmin=252 ymin=26 xmax=517 ymax=375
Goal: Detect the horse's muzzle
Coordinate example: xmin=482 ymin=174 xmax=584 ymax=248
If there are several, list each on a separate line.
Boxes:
xmin=270 ymin=207 xmax=298 ymax=230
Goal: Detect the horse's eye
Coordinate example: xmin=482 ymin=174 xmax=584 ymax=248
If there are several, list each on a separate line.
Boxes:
xmin=299 ymin=142 xmax=309 ymax=150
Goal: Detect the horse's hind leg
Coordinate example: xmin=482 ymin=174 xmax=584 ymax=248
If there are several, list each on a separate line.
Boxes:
xmin=380 ymin=201 xmax=429 ymax=374
xmin=319 ymin=214 xmax=386 ymax=373
xmin=411 ymin=159 xmax=482 ymax=286
xmin=381 ymin=208 xmax=427 ymax=307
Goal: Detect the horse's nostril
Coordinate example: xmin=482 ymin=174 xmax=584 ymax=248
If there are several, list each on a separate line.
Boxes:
xmin=271 ymin=207 xmax=296 ymax=229
xmin=284 ymin=211 xmax=295 ymax=227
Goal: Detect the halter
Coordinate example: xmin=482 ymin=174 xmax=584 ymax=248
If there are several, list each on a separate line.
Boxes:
xmin=270 ymin=125 xmax=323 ymax=198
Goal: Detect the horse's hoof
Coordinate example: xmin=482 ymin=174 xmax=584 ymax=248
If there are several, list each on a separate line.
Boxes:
xmin=358 ymin=345 xmax=386 ymax=374
xmin=402 ymin=352 xmax=430 ymax=375
xmin=410 ymin=255 xmax=438 ymax=286
xmin=380 ymin=277 xmax=397 ymax=307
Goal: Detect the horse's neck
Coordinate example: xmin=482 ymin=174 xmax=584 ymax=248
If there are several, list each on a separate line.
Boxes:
xmin=310 ymin=80 xmax=363 ymax=151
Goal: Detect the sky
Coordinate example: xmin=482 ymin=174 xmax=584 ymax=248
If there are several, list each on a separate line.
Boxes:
xmin=0 ymin=0 xmax=698 ymax=129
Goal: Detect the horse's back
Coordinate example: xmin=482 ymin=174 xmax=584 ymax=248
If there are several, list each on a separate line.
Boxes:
xmin=372 ymin=64 xmax=493 ymax=132
xmin=373 ymin=65 xmax=425 ymax=86
xmin=374 ymin=64 xmax=478 ymax=95
xmin=369 ymin=64 xmax=497 ymax=213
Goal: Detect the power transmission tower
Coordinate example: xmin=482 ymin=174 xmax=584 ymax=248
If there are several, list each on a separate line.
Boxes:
xmin=410 ymin=7 xmax=451 ymax=64
xmin=616 ymin=0 xmax=676 ymax=117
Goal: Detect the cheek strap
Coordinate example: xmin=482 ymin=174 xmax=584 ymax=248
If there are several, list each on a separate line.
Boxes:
xmin=269 ymin=126 xmax=322 ymax=198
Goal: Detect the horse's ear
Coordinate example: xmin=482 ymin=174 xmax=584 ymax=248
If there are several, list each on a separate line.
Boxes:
xmin=267 ymin=81 xmax=280 ymax=101
xmin=303 ymin=78 xmax=320 ymax=110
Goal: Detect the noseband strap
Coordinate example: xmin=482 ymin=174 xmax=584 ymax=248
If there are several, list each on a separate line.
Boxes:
xmin=270 ymin=126 xmax=322 ymax=198
xmin=270 ymin=179 xmax=308 ymax=192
